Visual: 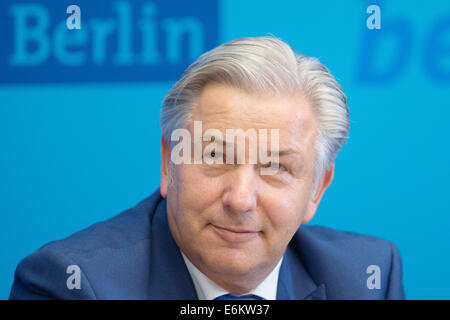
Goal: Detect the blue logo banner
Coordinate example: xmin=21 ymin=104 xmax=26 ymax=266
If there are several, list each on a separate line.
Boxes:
xmin=0 ymin=0 xmax=219 ymax=84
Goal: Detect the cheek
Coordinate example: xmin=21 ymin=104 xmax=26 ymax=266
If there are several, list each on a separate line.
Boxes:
xmin=174 ymin=165 xmax=223 ymax=219
xmin=262 ymin=187 xmax=311 ymax=238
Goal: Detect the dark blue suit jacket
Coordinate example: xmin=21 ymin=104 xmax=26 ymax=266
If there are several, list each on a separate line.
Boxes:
xmin=10 ymin=190 xmax=405 ymax=299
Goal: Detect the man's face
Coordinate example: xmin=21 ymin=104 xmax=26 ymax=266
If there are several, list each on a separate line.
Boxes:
xmin=161 ymin=83 xmax=332 ymax=289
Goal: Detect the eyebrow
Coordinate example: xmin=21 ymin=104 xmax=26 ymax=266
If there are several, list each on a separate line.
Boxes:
xmin=201 ymin=136 xmax=301 ymax=157
xmin=200 ymin=136 xmax=236 ymax=150
xmin=276 ymin=150 xmax=303 ymax=158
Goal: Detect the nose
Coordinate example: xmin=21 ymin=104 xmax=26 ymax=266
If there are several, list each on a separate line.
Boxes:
xmin=221 ymin=165 xmax=258 ymax=215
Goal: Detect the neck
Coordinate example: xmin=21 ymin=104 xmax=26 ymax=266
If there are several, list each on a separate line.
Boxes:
xmin=194 ymin=254 xmax=283 ymax=295
xmin=207 ymin=273 xmax=266 ymax=294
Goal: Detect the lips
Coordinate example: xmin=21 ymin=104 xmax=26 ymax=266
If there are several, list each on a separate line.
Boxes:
xmin=211 ymin=224 xmax=259 ymax=243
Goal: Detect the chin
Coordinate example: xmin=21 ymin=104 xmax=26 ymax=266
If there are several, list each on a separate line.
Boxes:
xmin=201 ymin=246 xmax=262 ymax=275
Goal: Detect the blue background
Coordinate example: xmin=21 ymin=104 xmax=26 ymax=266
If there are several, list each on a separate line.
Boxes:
xmin=1 ymin=0 xmax=449 ymax=299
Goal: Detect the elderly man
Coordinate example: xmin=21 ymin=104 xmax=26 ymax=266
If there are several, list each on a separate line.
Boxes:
xmin=10 ymin=37 xmax=405 ymax=300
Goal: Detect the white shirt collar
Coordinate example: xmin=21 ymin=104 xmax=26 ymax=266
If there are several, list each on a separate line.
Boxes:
xmin=181 ymin=252 xmax=283 ymax=300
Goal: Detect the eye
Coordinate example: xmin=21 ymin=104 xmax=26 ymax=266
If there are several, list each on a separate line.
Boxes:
xmin=261 ymin=162 xmax=287 ymax=172
xmin=273 ymin=163 xmax=287 ymax=172
xmin=205 ymin=151 xmax=217 ymax=159
xmin=203 ymin=150 xmax=224 ymax=164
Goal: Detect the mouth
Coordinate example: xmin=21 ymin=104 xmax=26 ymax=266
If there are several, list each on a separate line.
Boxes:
xmin=210 ymin=224 xmax=260 ymax=243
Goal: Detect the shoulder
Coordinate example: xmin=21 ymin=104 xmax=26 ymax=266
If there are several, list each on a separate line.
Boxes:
xmin=296 ymin=224 xmax=394 ymax=253
xmin=9 ymin=190 xmax=163 ymax=300
xmin=34 ymin=189 xmax=161 ymax=255
xmin=291 ymin=225 xmax=405 ymax=299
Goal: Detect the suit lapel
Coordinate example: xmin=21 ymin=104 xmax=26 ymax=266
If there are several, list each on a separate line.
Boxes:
xmin=147 ymin=197 xmax=198 ymax=299
xmin=277 ymin=245 xmax=327 ymax=300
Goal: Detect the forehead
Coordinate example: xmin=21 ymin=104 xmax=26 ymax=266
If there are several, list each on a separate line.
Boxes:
xmin=191 ymin=83 xmax=318 ymax=152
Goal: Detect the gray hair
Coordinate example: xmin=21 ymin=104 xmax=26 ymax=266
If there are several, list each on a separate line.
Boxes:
xmin=160 ymin=36 xmax=349 ymax=193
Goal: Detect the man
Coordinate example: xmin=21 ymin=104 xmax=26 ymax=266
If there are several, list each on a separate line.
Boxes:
xmin=10 ymin=37 xmax=405 ymax=300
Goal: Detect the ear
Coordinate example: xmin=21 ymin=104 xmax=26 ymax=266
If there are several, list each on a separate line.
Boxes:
xmin=160 ymin=136 xmax=170 ymax=199
xmin=302 ymin=164 xmax=335 ymax=224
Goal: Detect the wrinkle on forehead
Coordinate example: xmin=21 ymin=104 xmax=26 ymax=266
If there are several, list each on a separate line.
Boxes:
xmin=190 ymin=83 xmax=318 ymax=155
